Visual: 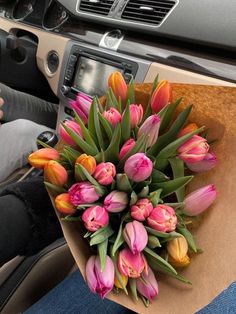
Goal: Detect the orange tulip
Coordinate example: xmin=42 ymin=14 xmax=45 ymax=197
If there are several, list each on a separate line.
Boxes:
xmin=44 ymin=160 xmax=68 ymax=186
xmin=75 ymin=154 xmax=97 ymax=175
xmin=28 ymin=148 xmax=60 ymax=169
xmin=55 ymin=193 xmax=76 ymax=215
xmin=108 ymin=71 xmax=127 ymax=103
xmin=167 ymin=236 xmax=190 ymax=267
xmin=177 ymin=123 xmax=198 ymax=138
xmin=151 ymin=80 xmax=172 ymax=113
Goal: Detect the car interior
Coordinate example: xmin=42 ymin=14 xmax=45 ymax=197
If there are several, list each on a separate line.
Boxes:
xmin=0 ymin=0 xmax=235 ymax=312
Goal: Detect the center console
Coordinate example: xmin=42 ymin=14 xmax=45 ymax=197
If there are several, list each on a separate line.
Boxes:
xmin=57 ymin=41 xmax=151 ymax=126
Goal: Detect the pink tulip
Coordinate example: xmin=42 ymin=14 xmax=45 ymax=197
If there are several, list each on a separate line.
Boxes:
xmin=131 ymin=198 xmax=153 ymax=221
xmin=138 ymin=115 xmax=161 ymax=147
xmin=123 ymin=221 xmax=148 ymax=254
xmin=147 ymin=205 xmax=177 ymax=232
xmin=124 ymin=153 xmax=153 ymax=182
xmin=104 ymin=190 xmax=128 ymax=213
xmin=119 ymin=139 xmax=136 ymax=159
xmin=82 ymin=205 xmax=109 ymax=232
xmin=183 ymin=184 xmax=217 ymax=216
xmin=129 ymin=104 xmax=143 ymax=128
xmin=86 ymin=255 xmax=114 ymax=299
xmin=94 ymin=162 xmax=116 ymax=186
xmin=69 ymin=182 xmax=100 ymax=206
xmin=60 ymin=120 xmax=83 ymax=147
xmin=102 ymin=108 xmax=122 ymax=127
xmin=151 ymin=80 xmax=172 ymax=113
xmin=108 ymin=71 xmax=128 ymax=103
xmin=136 ymin=268 xmax=159 ymax=302
xmin=186 ymin=152 xmax=217 ymax=172
xmin=70 ymin=92 xmax=92 ymax=124
xmin=178 ymin=135 xmax=209 ymax=163
xmin=118 ymin=248 xmax=148 ymax=278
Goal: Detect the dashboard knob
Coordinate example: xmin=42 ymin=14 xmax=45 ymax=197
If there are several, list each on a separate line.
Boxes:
xmin=61 ymin=85 xmax=70 ymax=95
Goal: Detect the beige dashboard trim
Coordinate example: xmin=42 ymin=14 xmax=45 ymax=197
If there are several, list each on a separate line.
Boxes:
xmin=145 ymin=62 xmax=235 ymax=86
xmin=0 ymin=17 xmax=69 ymax=95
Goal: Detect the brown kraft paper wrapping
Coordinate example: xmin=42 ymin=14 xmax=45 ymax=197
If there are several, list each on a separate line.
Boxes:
xmin=52 ymin=83 xmax=236 ymax=314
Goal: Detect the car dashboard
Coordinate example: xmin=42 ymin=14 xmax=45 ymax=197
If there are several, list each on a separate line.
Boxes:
xmin=0 ymin=0 xmax=235 ymax=127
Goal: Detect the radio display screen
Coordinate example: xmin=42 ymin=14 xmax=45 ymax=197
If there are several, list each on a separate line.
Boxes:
xmin=72 ymin=56 xmax=123 ymax=97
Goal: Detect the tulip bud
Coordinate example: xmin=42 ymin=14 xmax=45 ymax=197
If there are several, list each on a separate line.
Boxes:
xmin=28 ymin=148 xmax=60 ymax=169
xmin=147 ymin=204 xmax=177 ymax=232
xmin=94 ymin=162 xmax=116 ymax=186
xmin=178 ymin=135 xmax=209 ymax=163
xmin=136 ymin=268 xmax=159 ymax=302
xmin=44 ymin=160 xmax=68 ymax=186
xmin=124 ymin=153 xmax=153 ymax=182
xmin=129 ymin=104 xmax=143 ymax=128
xmin=104 ymin=190 xmax=128 ymax=213
xmin=167 ymin=236 xmax=190 ymax=267
xmin=75 ymin=154 xmax=97 ymax=175
xmin=108 ymin=71 xmax=128 ymax=103
xmin=177 ymin=123 xmax=198 ymax=138
xmin=138 ymin=115 xmax=161 ymax=147
xmin=102 ymin=107 xmax=122 ymax=127
xmin=86 ymin=255 xmax=114 ymax=299
xmin=131 ymin=198 xmax=153 ymax=221
xmin=69 ymin=182 xmax=100 ymax=206
xmin=118 ymin=248 xmax=148 ymax=278
xmin=147 ymin=235 xmax=160 ymax=249
xmin=123 ymin=221 xmax=148 ymax=254
xmin=183 ymin=184 xmax=217 ymax=216
xmin=151 ymin=80 xmax=172 ymax=113
xmin=114 ymin=273 xmax=128 ymax=289
xmin=119 ymin=138 xmax=136 ymax=159
xmin=60 ymin=120 xmax=83 ymax=147
xmin=186 ymin=152 xmax=217 ymax=172
xmin=55 ymin=193 xmax=76 ymax=215
xmin=82 ymin=205 xmax=109 ymax=232
xmin=70 ymin=92 xmax=92 ymax=124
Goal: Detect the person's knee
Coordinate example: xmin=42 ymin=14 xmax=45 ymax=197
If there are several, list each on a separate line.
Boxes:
xmin=12 ymin=119 xmax=48 ymax=139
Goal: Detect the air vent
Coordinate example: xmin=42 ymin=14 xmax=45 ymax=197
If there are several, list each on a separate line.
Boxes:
xmin=79 ymin=0 xmax=114 ymax=16
xmin=122 ymin=0 xmax=177 ymax=25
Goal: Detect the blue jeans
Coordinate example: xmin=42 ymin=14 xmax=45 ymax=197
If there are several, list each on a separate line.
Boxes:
xmin=25 ymin=269 xmax=236 ymax=314
xmin=25 ymin=270 xmax=134 ymax=314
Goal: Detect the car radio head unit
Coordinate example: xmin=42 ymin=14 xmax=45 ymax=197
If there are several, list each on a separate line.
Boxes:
xmin=61 ymin=45 xmax=138 ymax=99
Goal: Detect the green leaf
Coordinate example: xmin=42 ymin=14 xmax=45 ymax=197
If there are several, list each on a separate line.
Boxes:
xmin=177 ymin=225 xmax=197 ymax=253
xmin=88 ymin=98 xmax=99 ymax=146
xmin=150 ymin=176 xmax=193 ymax=197
xmin=95 ymin=96 xmax=104 ymax=113
xmin=44 ymin=181 xmax=67 ymax=196
xmin=129 ymin=278 xmax=139 ymax=301
xmin=36 ymin=139 xmax=51 ymax=148
xmin=146 ymin=255 xmax=192 ymax=284
xmin=169 ymin=157 xmax=185 ymax=202
xmin=151 ymin=169 xmax=170 ymax=183
xmin=90 ymin=225 xmax=114 ymax=246
xmin=147 ymin=235 xmax=161 ymax=248
xmin=98 ymin=239 xmax=108 ymax=271
xmin=73 ymin=110 xmax=99 ymax=151
xmin=148 ymin=105 xmax=193 ymax=156
xmin=130 ymin=191 xmax=138 ymax=206
xmin=127 ymin=77 xmax=135 ymax=104
xmin=112 ymin=222 xmax=124 ymax=256
xmin=92 ymin=98 xmax=105 ymax=149
xmin=61 ymin=216 xmax=81 ymax=222
xmin=138 ymin=186 xmax=149 ymax=197
xmin=74 ymin=163 xmax=86 ymax=181
xmin=106 ymin=88 xmax=120 ymax=112
xmin=144 ymin=247 xmax=177 ymax=274
xmin=121 ymin=101 xmax=131 ymax=141
xmin=61 ymin=122 xmax=98 ymax=156
xmin=104 ymin=124 xmax=121 ymax=163
xmin=98 ymin=112 xmax=113 ymax=141
xmin=116 ymin=173 xmax=132 ymax=192
xmin=145 ymin=226 xmax=175 ymax=238
xmin=148 ymin=189 xmax=162 ymax=206
xmin=159 ymin=98 xmax=183 ymax=133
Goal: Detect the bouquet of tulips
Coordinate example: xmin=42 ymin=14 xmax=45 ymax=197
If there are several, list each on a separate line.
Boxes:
xmin=29 ymin=72 xmax=217 ymax=306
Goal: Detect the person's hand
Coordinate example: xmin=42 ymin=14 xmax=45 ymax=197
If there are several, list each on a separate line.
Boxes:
xmin=0 ymin=97 xmax=4 ymax=120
